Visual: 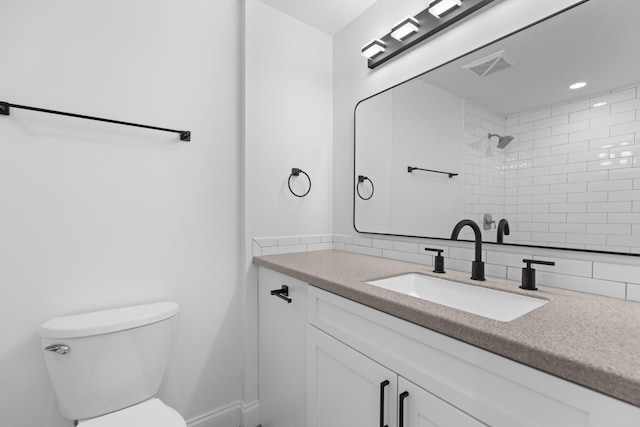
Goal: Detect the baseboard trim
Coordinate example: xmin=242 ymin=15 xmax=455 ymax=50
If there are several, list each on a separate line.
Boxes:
xmin=186 ymin=400 xmax=259 ymax=427
xmin=187 ymin=401 xmax=241 ymax=427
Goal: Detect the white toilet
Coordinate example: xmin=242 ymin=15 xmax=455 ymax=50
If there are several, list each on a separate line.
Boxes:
xmin=39 ymin=301 xmax=186 ymax=426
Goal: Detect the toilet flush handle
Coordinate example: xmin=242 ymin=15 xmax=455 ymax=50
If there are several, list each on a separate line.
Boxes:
xmin=44 ymin=344 xmax=70 ymax=355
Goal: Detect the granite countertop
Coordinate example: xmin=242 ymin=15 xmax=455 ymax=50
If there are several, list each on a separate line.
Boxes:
xmin=253 ymin=249 xmax=640 ymax=407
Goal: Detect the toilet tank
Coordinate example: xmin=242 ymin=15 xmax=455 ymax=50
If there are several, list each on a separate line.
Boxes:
xmin=39 ymin=302 xmax=179 ymax=421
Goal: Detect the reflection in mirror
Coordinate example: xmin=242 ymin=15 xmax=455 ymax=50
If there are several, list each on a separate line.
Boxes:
xmin=355 ymin=0 xmax=640 ymax=255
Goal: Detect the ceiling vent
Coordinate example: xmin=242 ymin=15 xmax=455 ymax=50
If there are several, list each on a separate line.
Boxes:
xmin=463 ymin=50 xmax=517 ymax=77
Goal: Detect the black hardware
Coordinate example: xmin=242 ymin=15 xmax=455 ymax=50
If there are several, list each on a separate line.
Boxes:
xmin=367 ymin=0 xmax=495 ymax=69
xmin=521 ymin=259 xmax=555 ymax=291
xmin=451 ymin=219 xmax=485 ymax=281
xmin=379 ymin=380 xmax=389 ymax=427
xmin=288 ymin=168 xmax=311 ymax=198
xmin=407 ymin=166 xmax=458 ymax=178
xmin=497 ymin=218 xmax=510 ymax=243
xmin=424 ymin=247 xmax=445 ymax=273
xmin=270 ymin=285 xmax=292 ymax=303
xmin=0 ymin=101 xmax=191 ymax=141
xmin=399 ymin=391 xmax=409 ymax=427
xmin=357 ymin=175 xmax=374 ymax=200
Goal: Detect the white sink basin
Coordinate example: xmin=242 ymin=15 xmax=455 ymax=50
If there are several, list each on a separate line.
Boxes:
xmin=367 ymin=273 xmax=547 ymax=322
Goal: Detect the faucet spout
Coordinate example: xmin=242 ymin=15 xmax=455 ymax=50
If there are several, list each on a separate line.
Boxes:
xmin=497 ymin=219 xmax=510 ymax=243
xmin=451 ymin=219 xmax=485 ymax=281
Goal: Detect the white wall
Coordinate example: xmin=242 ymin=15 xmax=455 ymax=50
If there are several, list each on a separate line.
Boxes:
xmin=244 ymin=0 xmax=333 ymax=422
xmin=0 ymin=1 xmax=243 ymax=426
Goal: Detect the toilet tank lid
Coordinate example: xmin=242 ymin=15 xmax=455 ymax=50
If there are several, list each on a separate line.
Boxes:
xmin=39 ymin=302 xmax=179 ymax=339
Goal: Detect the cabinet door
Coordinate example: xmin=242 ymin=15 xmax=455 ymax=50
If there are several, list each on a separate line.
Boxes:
xmin=258 ymin=267 xmax=307 ymax=427
xmin=398 ymin=377 xmax=486 ymax=427
xmin=308 ymin=325 xmax=397 ymax=427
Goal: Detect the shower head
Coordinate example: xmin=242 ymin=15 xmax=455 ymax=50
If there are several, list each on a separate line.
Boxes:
xmin=488 ymin=133 xmax=514 ymax=149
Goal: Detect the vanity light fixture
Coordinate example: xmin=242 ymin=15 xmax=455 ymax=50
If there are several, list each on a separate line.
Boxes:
xmin=391 ymin=16 xmax=420 ymax=41
xmin=363 ymin=0 xmax=494 ymax=69
xmin=361 ymin=39 xmax=386 ymax=59
xmin=569 ymin=81 xmax=587 ymax=89
xmin=429 ymin=0 xmax=462 ymax=18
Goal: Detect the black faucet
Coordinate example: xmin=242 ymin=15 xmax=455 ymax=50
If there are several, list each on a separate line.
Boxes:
xmin=450 ymin=219 xmax=485 ymax=281
xmin=497 ymin=219 xmax=510 ymax=243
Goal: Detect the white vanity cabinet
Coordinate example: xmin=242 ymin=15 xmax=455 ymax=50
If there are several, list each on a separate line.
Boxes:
xmin=307 ymin=325 xmax=486 ymax=427
xmin=257 ymin=266 xmax=640 ymax=427
xmin=257 ymin=267 xmax=308 ymax=427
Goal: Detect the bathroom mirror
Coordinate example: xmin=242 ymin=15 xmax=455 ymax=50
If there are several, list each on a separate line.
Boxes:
xmin=354 ymin=0 xmax=640 ymax=255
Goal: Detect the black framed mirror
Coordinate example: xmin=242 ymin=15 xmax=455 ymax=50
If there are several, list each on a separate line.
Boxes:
xmin=354 ymin=0 xmax=640 ymax=256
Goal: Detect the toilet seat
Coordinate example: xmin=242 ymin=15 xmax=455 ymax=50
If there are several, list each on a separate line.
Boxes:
xmin=78 ymin=398 xmax=186 ymax=427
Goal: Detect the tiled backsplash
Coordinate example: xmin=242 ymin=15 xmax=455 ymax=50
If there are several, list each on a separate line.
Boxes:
xmin=253 ymin=233 xmax=640 ymax=302
xmin=463 ymin=83 xmax=640 ymax=252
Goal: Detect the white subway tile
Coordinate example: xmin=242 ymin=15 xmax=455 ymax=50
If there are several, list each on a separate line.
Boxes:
xmin=533 ymin=174 xmax=567 ymax=185
xmin=635 ymin=178 xmax=640 ymax=190
xmin=609 ymin=190 xmax=640 ymax=201
xmin=346 ymin=244 xmax=382 ymax=257
xmin=550 ymin=140 xmax=588 ymax=155
xmin=569 ymin=127 xmax=610 ymax=143
xmin=588 ymin=134 xmax=635 ymax=150
xmin=534 ymin=114 xmax=568 ymax=130
xmin=335 ymin=234 xmax=354 ymax=244
xmin=552 ymin=99 xmax=589 ymax=116
xmin=393 ymin=240 xmax=420 ymax=253
xmin=533 ymin=194 xmax=566 ymax=204
xmin=262 ymin=244 xmax=307 ymax=255
xmin=530 ymin=232 xmax=566 ymax=243
xmin=506 ymin=121 xmax=534 ymax=135
xmin=517 ymin=166 xmax=550 ymax=178
xmin=532 ymin=134 xmax=569 ymax=149
xmin=588 ymin=179 xmax=632 ymax=191
xmin=533 ymin=154 xmax=568 ymax=167
xmin=485 ymin=264 xmax=507 ymax=279
xmin=552 ymin=120 xmax=589 ymax=136
xmin=519 ymin=108 xmax=551 ymax=124
xmin=372 ymin=239 xmax=395 ymax=250
xmin=566 ymin=213 xmax=607 ymax=223
xmin=591 ymin=111 xmax=636 ymax=129
xmin=610 ymin=144 xmax=640 ymax=158
xmin=518 ymin=185 xmax=550 ymax=195
xmin=532 ymin=213 xmax=566 ymax=223
xmin=278 ymin=236 xmax=301 ymax=246
xmin=611 ymin=97 xmax=640 ymax=114
xmin=587 ymin=201 xmax=632 ymax=213
xmin=252 ymin=241 xmax=263 ymax=257
xmin=608 ymin=213 xmax=640 ymax=224
xmin=486 ymin=250 xmax=532 ymax=267
xmin=590 ymin=87 xmax=636 ymax=106
xmin=301 ymin=235 xmax=322 ymax=244
xmin=549 ymin=203 xmax=586 ymax=213
xmin=587 ymin=158 xmax=631 ymax=171
xmin=549 ymin=182 xmax=587 ymax=193
xmin=254 ymin=237 xmax=279 ymax=247
xmin=518 ymin=147 xmax=551 ymax=160
xmin=568 ymin=149 xmax=609 ymax=163
xmin=353 ymin=236 xmax=373 ymax=247
xmin=587 ymin=224 xmax=631 ymax=235
xmin=567 ymin=192 xmax=607 ymax=203
xmin=518 ymin=204 xmax=550 ymax=213
xmin=517 ymin=222 xmax=549 ymax=232
xmin=519 ymin=127 xmax=552 ymax=142
xmin=609 ymin=167 xmax=640 ymax=180
xmin=447 ymin=258 xmax=472 ymax=274
xmin=308 ymin=242 xmax=334 ymax=252
xmin=607 ymin=235 xmax=640 ymax=247
xmin=332 ymin=242 xmax=346 ymax=251
xmin=627 ymin=284 xmax=640 ymax=302
xmin=532 ymin=256 xmax=592 ymax=277
xmin=536 ymin=271 xmax=626 ymax=299
xmin=381 ymin=249 xmax=430 ymax=266
xmin=586 ymin=244 xmax=630 ymax=253
xmin=593 ymin=262 xmax=640 ymax=283
xmin=567 ymin=233 xmax=606 ymax=245
xmin=567 ymin=170 xmax=608 ymax=183
xmin=320 ymin=234 xmax=333 ymax=243
xmin=550 ymin=162 xmax=588 ymax=175
xmin=549 ymin=223 xmax=586 ymax=234
xmin=611 ymin=120 xmax=640 ymax=136
xmin=570 ymin=104 xmax=611 ymax=122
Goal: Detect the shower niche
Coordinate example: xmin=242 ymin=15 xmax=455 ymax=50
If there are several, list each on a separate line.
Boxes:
xmin=354 ymin=0 xmax=640 ymax=255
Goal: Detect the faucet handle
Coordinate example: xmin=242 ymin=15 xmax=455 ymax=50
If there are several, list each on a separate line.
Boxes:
xmin=424 ymin=247 xmax=445 ymax=273
xmin=521 ymin=259 xmax=555 ymax=290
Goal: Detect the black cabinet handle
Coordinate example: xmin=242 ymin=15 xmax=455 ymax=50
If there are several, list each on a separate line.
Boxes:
xmin=270 ymin=285 xmax=292 ymax=303
xmin=380 ymin=380 xmax=390 ymax=427
xmin=399 ymin=391 xmax=409 ymax=427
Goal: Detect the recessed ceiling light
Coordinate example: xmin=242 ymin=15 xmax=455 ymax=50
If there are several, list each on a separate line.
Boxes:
xmin=593 ymin=102 xmax=607 ymax=107
xmin=569 ymin=82 xmax=587 ymax=90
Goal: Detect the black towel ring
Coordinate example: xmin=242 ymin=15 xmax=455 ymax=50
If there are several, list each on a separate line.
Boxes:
xmin=288 ymin=168 xmax=311 ymax=197
xmin=357 ymin=175 xmax=374 ymax=200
